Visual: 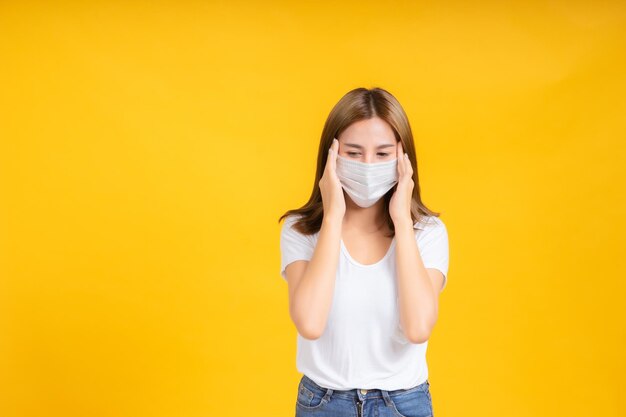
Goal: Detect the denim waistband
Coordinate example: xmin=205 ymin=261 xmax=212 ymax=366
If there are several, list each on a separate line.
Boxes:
xmin=301 ymin=373 xmax=429 ymax=401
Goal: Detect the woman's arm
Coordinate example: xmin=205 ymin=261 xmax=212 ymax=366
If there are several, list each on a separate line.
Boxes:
xmin=284 ymin=215 xmax=342 ymax=340
xmin=394 ymin=218 xmax=444 ymax=344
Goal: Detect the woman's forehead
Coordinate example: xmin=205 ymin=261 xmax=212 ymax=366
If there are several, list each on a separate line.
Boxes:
xmin=340 ymin=118 xmax=397 ymax=145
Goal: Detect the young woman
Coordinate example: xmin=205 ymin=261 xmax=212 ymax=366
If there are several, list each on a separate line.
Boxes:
xmin=278 ymin=87 xmax=449 ymax=417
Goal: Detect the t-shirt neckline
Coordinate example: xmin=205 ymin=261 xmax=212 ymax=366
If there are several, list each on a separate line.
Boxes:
xmin=340 ymin=237 xmax=396 ymax=268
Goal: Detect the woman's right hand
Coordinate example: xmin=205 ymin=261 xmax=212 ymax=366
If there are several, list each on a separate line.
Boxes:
xmin=319 ymin=137 xmax=346 ymax=222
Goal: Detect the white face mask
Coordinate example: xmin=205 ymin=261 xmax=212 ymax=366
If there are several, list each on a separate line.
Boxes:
xmin=335 ymin=154 xmax=399 ymax=208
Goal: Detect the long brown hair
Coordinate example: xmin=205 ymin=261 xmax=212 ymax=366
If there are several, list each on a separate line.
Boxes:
xmin=278 ymin=87 xmax=441 ymax=236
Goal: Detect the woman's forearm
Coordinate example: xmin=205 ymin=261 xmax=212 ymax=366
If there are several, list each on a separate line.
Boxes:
xmin=394 ymin=219 xmax=438 ymax=343
xmin=291 ymin=215 xmax=343 ymax=339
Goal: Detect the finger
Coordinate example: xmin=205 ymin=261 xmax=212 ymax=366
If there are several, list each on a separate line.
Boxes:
xmin=331 ymin=137 xmax=338 ymax=172
xmin=404 ymin=152 xmax=413 ymax=176
xmin=326 ymin=140 xmax=334 ymax=175
xmin=397 ymin=142 xmax=404 ymax=177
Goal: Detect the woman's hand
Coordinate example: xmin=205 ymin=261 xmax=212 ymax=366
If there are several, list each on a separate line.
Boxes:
xmin=319 ymin=137 xmax=346 ymax=222
xmin=389 ymin=141 xmax=414 ymax=226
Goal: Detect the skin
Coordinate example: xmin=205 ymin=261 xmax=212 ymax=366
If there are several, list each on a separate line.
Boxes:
xmin=285 ymin=117 xmax=445 ymax=343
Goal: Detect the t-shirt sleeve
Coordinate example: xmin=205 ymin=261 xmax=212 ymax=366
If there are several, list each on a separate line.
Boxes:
xmin=415 ymin=218 xmax=450 ymax=291
xmin=279 ymin=215 xmax=316 ymax=282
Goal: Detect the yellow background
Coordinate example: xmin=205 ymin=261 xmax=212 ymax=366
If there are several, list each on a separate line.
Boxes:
xmin=1 ymin=1 xmax=625 ymax=416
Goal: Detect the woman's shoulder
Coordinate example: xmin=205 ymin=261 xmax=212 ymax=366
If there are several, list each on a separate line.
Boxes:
xmin=413 ymin=215 xmax=446 ymax=236
xmin=282 ymin=214 xmax=304 ymax=235
xmin=282 ymin=214 xmax=320 ymax=240
xmin=283 ymin=213 xmax=300 ymax=226
xmin=413 ymin=214 xmax=445 ymax=227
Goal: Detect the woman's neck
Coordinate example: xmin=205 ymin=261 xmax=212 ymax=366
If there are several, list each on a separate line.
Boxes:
xmin=342 ymin=198 xmax=388 ymax=233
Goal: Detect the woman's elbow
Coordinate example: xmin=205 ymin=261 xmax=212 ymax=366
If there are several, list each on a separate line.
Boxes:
xmin=298 ymin=326 xmax=323 ymax=340
xmin=405 ymin=324 xmax=432 ymax=344
xmin=290 ymin=310 xmax=325 ymax=340
xmin=296 ymin=319 xmax=324 ymax=340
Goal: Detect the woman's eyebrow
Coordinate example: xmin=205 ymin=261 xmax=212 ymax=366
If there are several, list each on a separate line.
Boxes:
xmin=344 ymin=143 xmax=396 ymax=149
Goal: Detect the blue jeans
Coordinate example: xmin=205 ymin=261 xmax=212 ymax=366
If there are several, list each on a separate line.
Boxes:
xmin=295 ymin=374 xmax=434 ymax=417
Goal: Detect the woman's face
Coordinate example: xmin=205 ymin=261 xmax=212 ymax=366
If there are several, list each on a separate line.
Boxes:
xmin=337 ymin=117 xmax=399 ymax=163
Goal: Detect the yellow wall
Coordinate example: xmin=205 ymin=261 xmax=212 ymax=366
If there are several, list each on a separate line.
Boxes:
xmin=1 ymin=1 xmax=624 ymax=416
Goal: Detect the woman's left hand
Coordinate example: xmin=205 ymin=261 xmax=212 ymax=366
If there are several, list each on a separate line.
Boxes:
xmin=389 ymin=141 xmax=414 ymax=226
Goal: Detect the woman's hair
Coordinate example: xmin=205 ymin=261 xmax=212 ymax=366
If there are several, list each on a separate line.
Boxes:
xmin=278 ymin=87 xmax=441 ymax=237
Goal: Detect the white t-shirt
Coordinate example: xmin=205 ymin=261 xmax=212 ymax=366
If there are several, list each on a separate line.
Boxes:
xmin=279 ymin=214 xmax=449 ymax=391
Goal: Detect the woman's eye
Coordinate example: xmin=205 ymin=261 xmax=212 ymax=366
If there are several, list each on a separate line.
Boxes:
xmin=346 ymin=152 xmax=389 ymax=157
